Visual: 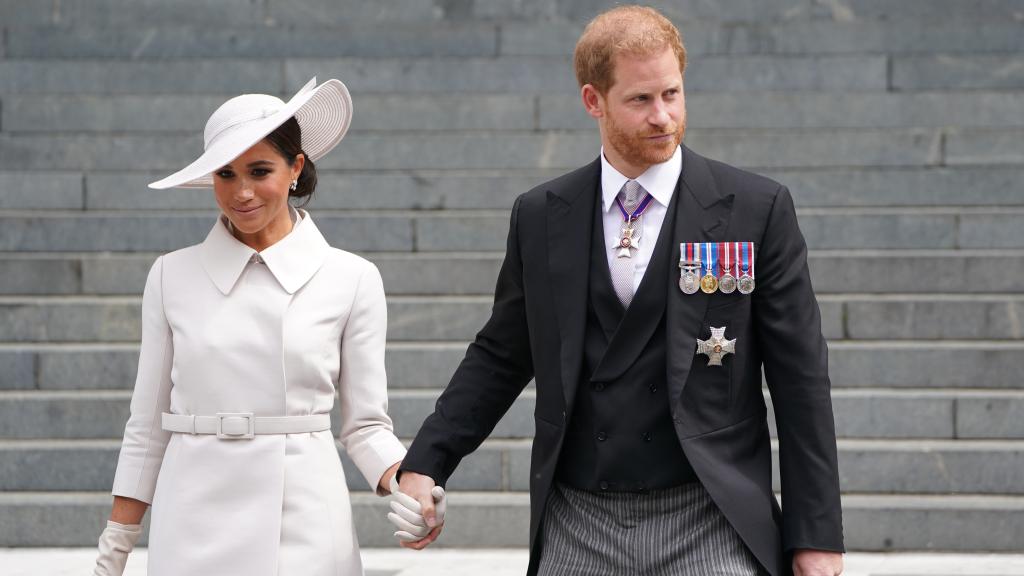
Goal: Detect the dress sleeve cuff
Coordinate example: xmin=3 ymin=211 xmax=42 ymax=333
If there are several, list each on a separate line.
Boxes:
xmin=347 ymin=432 xmax=407 ymax=495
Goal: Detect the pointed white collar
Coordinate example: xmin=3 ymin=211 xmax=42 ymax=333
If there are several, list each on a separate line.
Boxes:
xmin=199 ymin=207 xmax=330 ymax=295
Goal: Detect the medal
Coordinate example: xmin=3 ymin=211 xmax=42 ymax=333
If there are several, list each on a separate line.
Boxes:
xmin=700 ymin=242 xmax=718 ymax=294
xmin=738 ymin=241 xmax=755 ymax=294
xmin=680 ymin=271 xmax=699 ymax=294
xmin=678 ymin=243 xmax=700 ymax=294
xmin=614 ymin=190 xmax=654 ymax=259
xmin=618 ymin=226 xmax=637 ymax=257
xmin=718 ymin=242 xmax=737 ymax=294
xmin=696 ymin=326 xmax=736 ymax=367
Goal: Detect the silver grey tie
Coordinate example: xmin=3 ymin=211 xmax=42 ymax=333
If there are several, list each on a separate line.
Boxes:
xmin=610 ymin=180 xmax=644 ymax=307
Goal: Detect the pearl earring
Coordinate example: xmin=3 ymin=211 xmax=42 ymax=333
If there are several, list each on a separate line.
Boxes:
xmin=289 ymin=180 xmax=298 ymax=192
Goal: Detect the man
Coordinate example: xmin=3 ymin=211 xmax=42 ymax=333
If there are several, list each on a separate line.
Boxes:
xmin=395 ymin=6 xmax=844 ymax=576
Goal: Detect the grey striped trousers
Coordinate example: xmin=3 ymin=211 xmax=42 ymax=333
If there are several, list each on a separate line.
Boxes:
xmin=536 ymin=482 xmax=763 ymax=576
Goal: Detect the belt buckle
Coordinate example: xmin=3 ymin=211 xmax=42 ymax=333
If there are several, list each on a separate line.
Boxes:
xmin=216 ymin=412 xmax=255 ymax=440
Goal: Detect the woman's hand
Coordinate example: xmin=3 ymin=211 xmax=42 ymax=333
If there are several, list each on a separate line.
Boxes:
xmin=378 ymin=461 xmax=402 ymax=495
xmin=93 ymin=521 xmax=143 ymax=576
xmin=388 ymin=471 xmax=446 ymax=549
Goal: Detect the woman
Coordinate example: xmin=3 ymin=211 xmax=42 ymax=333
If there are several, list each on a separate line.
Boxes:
xmin=92 ymin=78 xmax=409 ymax=576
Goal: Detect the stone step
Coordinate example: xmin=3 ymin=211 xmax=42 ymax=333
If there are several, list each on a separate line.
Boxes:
xmin=8 ymin=92 xmax=1024 ymax=134
xmin=500 ymin=20 xmax=1024 ymax=57
xmin=9 ymin=20 xmax=1024 ymax=61
xmin=4 ymin=166 xmax=1024 ymax=212
xmin=5 ymin=0 xmax=1020 ymax=27
xmin=1 ymin=127 xmax=970 ymax=172
xmin=894 ymin=55 xmax=1024 ymax=91
xmin=1 ymin=94 xmax=535 ymax=134
xmin=0 ymin=387 xmax=1021 ymax=440
xmin=2 ymin=208 xmax=1024 ymax=253
xmin=2 ymin=437 xmax=1022 ymax=496
xmin=1 ymin=490 xmax=1022 ymax=550
xmin=7 ymin=23 xmax=502 ymax=60
xmin=465 ymin=0 xmax=1024 ymax=24
xmin=0 ymin=55 xmax=887 ymax=95
xmin=947 ymin=128 xmax=1024 ymax=166
xmin=6 ymin=339 xmax=1020 ymax=391
xmin=2 ymin=249 xmax=1023 ymax=296
xmin=2 ymin=294 xmax=1022 ymax=343
xmin=1 ymin=54 xmax=1018 ymax=97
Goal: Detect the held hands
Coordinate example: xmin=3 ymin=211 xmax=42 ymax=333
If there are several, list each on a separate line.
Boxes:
xmin=793 ymin=549 xmax=843 ymax=576
xmin=93 ymin=520 xmax=143 ymax=576
xmin=387 ymin=472 xmax=446 ymax=549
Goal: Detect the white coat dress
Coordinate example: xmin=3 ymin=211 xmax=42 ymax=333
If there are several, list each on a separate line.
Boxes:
xmin=111 ymin=208 xmax=407 ymax=576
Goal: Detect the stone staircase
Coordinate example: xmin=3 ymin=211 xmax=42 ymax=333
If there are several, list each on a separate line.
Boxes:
xmin=1 ymin=0 xmax=1023 ymax=551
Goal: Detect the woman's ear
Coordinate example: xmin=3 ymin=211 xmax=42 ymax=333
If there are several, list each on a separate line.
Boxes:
xmin=292 ymin=153 xmax=306 ymax=180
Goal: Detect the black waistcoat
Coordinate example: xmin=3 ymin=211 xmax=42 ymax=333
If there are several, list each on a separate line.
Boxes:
xmin=555 ymin=186 xmax=696 ymax=492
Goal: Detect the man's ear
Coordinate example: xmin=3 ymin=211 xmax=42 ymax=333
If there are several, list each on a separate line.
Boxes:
xmin=581 ymin=84 xmax=605 ymax=119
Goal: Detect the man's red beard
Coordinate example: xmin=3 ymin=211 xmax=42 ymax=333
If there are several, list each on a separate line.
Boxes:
xmin=605 ymin=112 xmax=686 ymax=168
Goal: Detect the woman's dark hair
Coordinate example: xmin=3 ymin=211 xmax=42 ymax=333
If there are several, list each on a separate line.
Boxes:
xmin=264 ymin=117 xmax=317 ymax=207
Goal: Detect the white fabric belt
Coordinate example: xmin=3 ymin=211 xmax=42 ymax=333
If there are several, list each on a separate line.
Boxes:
xmin=161 ymin=412 xmax=331 ymax=440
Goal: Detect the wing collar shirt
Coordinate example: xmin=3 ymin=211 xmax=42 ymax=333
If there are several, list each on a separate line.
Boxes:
xmin=600 ymin=145 xmax=682 ymax=292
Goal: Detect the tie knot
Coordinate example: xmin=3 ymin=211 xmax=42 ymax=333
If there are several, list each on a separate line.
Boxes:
xmin=621 ymin=180 xmax=643 ymax=210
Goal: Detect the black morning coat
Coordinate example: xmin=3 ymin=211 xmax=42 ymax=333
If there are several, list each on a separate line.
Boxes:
xmin=401 ymin=145 xmax=845 ymax=576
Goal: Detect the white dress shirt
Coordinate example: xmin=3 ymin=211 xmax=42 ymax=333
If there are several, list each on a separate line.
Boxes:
xmin=601 ymin=145 xmax=682 ymax=293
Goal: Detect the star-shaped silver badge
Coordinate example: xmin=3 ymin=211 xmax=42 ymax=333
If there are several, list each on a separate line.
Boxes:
xmin=696 ymin=326 xmax=736 ymax=367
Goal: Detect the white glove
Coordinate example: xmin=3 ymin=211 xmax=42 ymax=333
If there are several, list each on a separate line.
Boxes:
xmin=387 ymin=475 xmax=447 ymax=542
xmin=93 ymin=520 xmax=143 ymax=576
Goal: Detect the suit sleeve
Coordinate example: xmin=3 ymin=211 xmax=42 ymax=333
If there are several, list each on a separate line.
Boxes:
xmin=400 ymin=196 xmax=535 ymax=486
xmin=753 ymin=186 xmax=844 ymax=553
xmin=111 ymin=256 xmax=174 ymax=504
xmin=338 ymin=261 xmax=407 ymax=494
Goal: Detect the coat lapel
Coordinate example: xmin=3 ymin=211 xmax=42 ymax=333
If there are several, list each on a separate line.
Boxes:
xmin=666 ymin=146 xmax=736 ymax=410
xmin=588 ymin=196 xmax=626 ymax=340
xmin=547 ymin=159 xmax=601 ymax=410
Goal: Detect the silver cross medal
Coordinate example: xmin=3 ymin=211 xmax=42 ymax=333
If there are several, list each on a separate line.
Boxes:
xmin=618 ymin=219 xmax=640 ymax=258
xmin=696 ymin=326 xmax=736 ymax=367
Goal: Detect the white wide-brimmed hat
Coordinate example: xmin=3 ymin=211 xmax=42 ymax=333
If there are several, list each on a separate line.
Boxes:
xmin=149 ymin=77 xmax=352 ymax=189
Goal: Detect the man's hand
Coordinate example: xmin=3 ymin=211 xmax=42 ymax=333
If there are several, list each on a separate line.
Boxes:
xmin=793 ymin=550 xmax=843 ymax=576
xmin=391 ymin=471 xmax=445 ymax=550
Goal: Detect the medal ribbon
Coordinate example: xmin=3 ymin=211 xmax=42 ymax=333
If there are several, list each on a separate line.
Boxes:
xmin=749 ymin=242 xmax=755 ymax=279
xmin=703 ymin=242 xmax=716 ymax=276
xmin=741 ymin=242 xmax=752 ymax=277
xmin=734 ymin=242 xmax=741 ymax=277
xmin=615 ymin=192 xmax=655 ymax=224
xmin=720 ymin=241 xmax=731 ymax=274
